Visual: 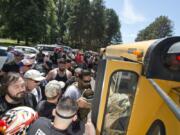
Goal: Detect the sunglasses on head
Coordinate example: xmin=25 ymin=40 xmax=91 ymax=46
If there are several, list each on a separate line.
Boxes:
xmin=55 ymin=110 xmax=76 ymax=119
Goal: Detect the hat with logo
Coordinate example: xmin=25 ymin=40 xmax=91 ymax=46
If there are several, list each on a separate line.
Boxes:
xmin=21 ymin=59 xmax=34 ymax=66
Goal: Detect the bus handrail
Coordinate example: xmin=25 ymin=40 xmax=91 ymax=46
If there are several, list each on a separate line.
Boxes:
xmin=148 ymin=79 xmax=180 ymax=121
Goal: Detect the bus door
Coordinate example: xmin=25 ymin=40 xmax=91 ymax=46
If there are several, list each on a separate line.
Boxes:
xmin=91 ymin=59 xmax=142 ymax=135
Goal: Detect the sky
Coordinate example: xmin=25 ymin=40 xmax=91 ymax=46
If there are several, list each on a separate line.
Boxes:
xmin=105 ymin=0 xmax=180 ymax=43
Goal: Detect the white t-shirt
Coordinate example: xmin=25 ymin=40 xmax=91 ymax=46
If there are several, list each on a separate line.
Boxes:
xmin=31 ymin=87 xmax=42 ymax=103
xmin=64 ymin=85 xmax=81 ymax=100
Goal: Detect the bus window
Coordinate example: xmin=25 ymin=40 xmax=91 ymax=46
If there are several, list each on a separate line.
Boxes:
xmin=102 ymin=71 xmax=138 ymax=135
xmin=144 ymin=37 xmax=180 ymax=81
xmin=163 ymin=42 xmax=180 ymax=71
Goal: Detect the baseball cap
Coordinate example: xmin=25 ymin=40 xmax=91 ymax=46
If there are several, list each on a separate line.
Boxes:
xmin=24 ymin=54 xmax=36 ymax=59
xmin=12 ymin=50 xmax=24 ymax=57
xmin=24 ymin=69 xmax=45 ymax=81
xmin=21 ymin=59 xmax=34 ymax=66
xmin=75 ymin=67 xmax=82 ymax=74
xmin=45 ymin=80 xmax=65 ymax=98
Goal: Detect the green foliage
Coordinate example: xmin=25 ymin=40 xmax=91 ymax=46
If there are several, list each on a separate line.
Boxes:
xmin=135 ymin=16 xmax=174 ymax=41
xmin=64 ymin=0 xmax=91 ymax=48
xmin=111 ymin=31 xmax=122 ymax=44
xmin=0 ymin=0 xmax=50 ymax=45
xmin=0 ymin=38 xmax=25 ymax=46
xmin=0 ymin=0 xmax=122 ymax=49
xmin=62 ymin=0 xmax=122 ymax=49
xmin=90 ymin=0 xmax=106 ymax=44
xmin=57 ymin=0 xmax=68 ymax=42
xmin=104 ymin=8 xmax=121 ymax=45
xmin=44 ymin=0 xmax=60 ymax=44
xmin=56 ymin=0 xmax=122 ymax=49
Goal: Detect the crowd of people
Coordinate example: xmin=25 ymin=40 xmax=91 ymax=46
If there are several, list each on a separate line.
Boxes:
xmin=0 ymin=46 xmax=99 ymax=135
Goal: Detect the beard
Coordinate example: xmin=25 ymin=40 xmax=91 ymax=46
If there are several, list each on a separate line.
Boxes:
xmin=82 ymin=84 xmax=91 ymax=89
xmin=79 ymin=82 xmax=91 ymax=90
xmin=7 ymin=91 xmax=26 ymax=102
xmin=59 ymin=68 xmax=65 ymax=72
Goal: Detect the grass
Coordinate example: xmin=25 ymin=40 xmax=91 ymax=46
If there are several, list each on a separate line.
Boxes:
xmin=0 ymin=38 xmax=25 ymax=46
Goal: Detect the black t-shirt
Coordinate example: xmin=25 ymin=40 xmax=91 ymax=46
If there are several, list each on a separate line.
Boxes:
xmin=36 ymin=100 xmax=56 ymax=120
xmin=2 ymin=61 xmax=20 ymax=73
xmin=0 ymin=96 xmax=21 ymax=116
xmin=28 ymin=117 xmax=72 ymax=135
xmin=0 ymin=93 xmax=37 ymax=116
xmin=55 ymin=72 xmax=68 ymax=83
xmin=22 ymin=93 xmax=37 ymax=110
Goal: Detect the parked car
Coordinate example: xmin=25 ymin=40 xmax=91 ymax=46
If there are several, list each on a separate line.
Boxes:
xmin=14 ymin=46 xmax=39 ymax=56
xmin=62 ymin=45 xmax=72 ymax=53
xmin=0 ymin=46 xmax=8 ymax=51
xmin=35 ymin=44 xmax=62 ymax=55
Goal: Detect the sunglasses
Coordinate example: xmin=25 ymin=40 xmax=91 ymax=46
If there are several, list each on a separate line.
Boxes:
xmin=30 ymin=79 xmax=40 ymax=84
xmin=58 ymin=62 xmax=66 ymax=64
xmin=25 ymin=65 xmax=32 ymax=67
xmin=83 ymin=80 xmax=91 ymax=83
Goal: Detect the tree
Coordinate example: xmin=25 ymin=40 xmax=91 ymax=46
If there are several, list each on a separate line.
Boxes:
xmin=57 ymin=0 xmax=69 ymax=43
xmin=0 ymin=0 xmax=49 ymax=45
xmin=111 ymin=31 xmax=122 ymax=44
xmin=90 ymin=0 xmax=106 ymax=47
xmin=64 ymin=0 xmax=91 ymax=48
xmin=0 ymin=14 xmax=5 ymax=37
xmin=104 ymin=8 xmax=122 ymax=45
xmin=59 ymin=0 xmax=122 ymax=49
xmin=44 ymin=0 xmax=60 ymax=44
xmin=0 ymin=0 xmax=122 ymax=49
xmin=135 ymin=16 xmax=174 ymax=41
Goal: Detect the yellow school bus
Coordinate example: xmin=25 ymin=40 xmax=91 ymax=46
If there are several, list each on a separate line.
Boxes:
xmin=91 ymin=36 xmax=180 ymax=135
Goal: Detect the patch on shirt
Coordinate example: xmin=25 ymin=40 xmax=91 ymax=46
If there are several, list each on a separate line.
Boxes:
xmin=35 ymin=129 xmax=46 ymax=135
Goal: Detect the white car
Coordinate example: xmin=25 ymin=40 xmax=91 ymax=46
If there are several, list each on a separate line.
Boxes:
xmin=0 ymin=46 xmax=8 ymax=51
xmin=15 ymin=46 xmax=39 ymax=56
xmin=36 ymin=44 xmax=62 ymax=55
xmin=62 ymin=45 xmax=72 ymax=53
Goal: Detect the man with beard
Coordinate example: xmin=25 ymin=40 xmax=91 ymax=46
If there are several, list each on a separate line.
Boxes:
xmin=63 ymin=69 xmax=92 ymax=134
xmin=46 ymin=58 xmax=72 ymax=83
xmin=0 ymin=72 xmax=37 ymax=116
xmin=64 ymin=69 xmax=92 ymax=101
